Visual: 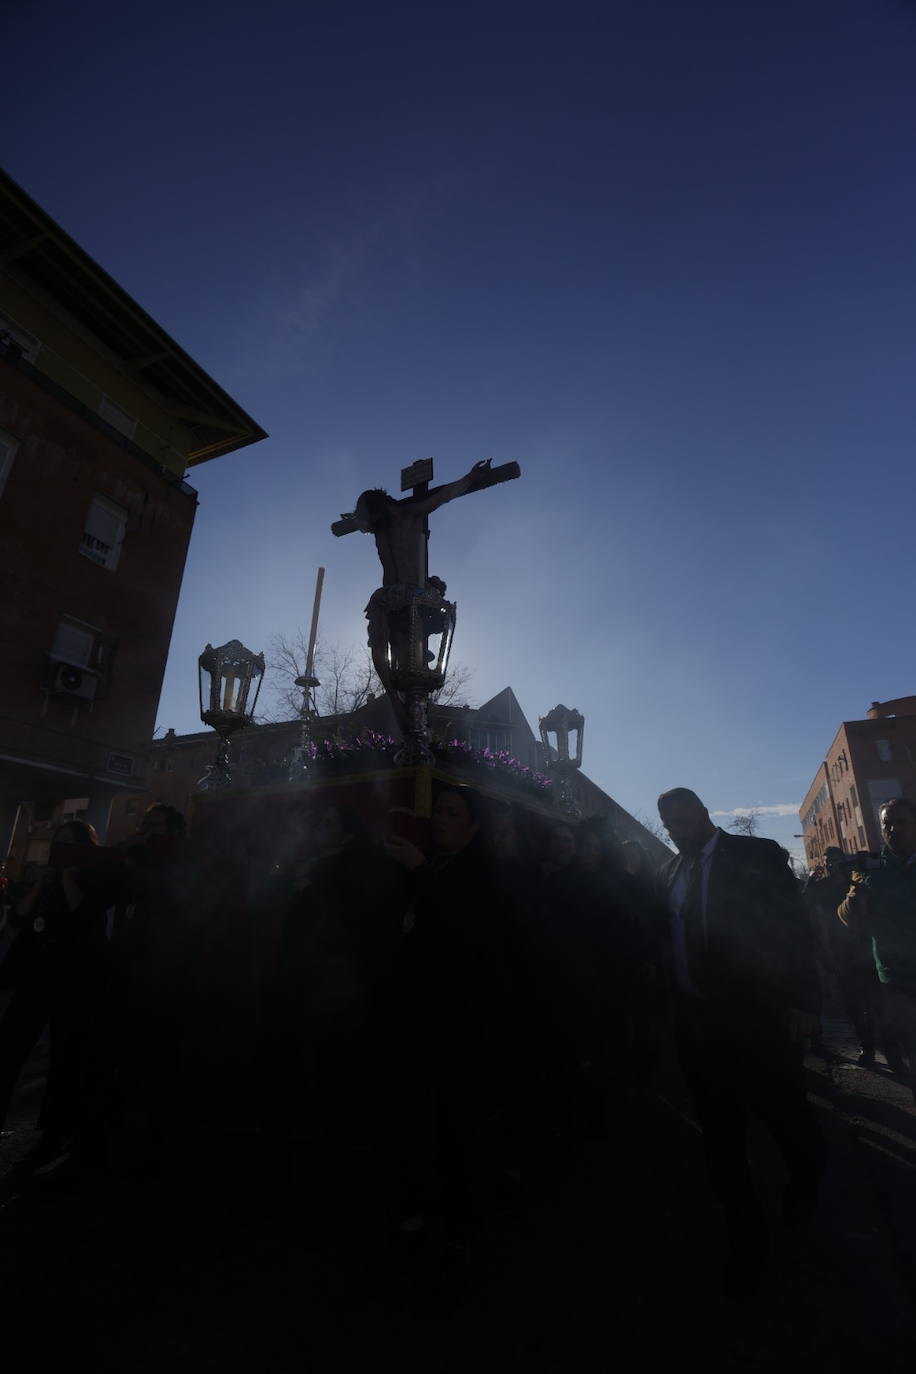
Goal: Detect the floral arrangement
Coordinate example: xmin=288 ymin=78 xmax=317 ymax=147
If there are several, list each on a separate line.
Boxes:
xmin=288 ymin=729 xmax=553 ymax=794
xmin=438 ymin=737 xmax=553 ymax=792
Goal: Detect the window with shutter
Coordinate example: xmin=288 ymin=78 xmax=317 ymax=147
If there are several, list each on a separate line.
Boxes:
xmin=80 ymin=494 xmax=127 ymax=570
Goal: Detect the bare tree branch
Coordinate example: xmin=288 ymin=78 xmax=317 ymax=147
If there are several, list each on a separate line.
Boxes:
xmin=260 ymin=632 xmax=474 ymax=723
xmin=728 ymin=809 xmax=761 ymax=837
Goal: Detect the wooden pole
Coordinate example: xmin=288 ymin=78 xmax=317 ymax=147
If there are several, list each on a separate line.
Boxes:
xmin=304 ymin=567 xmax=325 ymax=686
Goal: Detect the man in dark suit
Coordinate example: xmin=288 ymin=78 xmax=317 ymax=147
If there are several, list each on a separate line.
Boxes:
xmin=656 ymin=788 xmax=826 ymax=1293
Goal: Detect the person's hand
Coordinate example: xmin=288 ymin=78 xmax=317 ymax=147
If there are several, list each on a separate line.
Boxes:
xmin=385 ymin=836 xmax=427 ymax=871
xmin=784 ymin=1008 xmax=820 ymax=1043
xmin=839 ymin=881 xmax=867 ymax=928
xmin=467 ymin=459 xmax=492 ymax=485
xmin=843 ymin=882 xmax=866 ymax=912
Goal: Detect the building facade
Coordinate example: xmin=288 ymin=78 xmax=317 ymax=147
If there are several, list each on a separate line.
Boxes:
xmin=0 ymin=170 xmax=265 ymax=872
xmin=799 ymin=696 xmax=916 ymax=867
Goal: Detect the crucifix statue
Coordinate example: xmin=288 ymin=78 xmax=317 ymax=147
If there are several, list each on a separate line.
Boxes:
xmin=332 ymin=456 xmax=521 ymax=757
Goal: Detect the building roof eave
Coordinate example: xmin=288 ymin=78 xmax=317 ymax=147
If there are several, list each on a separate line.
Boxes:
xmin=0 ymin=169 xmax=267 ymax=465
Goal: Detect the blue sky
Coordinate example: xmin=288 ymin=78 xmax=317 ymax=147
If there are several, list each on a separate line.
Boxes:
xmin=7 ymin=0 xmax=916 ymax=856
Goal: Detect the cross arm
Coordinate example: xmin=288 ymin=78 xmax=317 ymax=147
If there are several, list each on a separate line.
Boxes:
xmin=412 ymin=460 xmax=521 ymax=515
xmin=331 ymin=460 xmax=521 ymax=536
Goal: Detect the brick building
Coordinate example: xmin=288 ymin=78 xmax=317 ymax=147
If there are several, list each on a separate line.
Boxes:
xmin=799 ymin=695 xmax=916 ymax=867
xmin=0 ymin=170 xmax=265 ymax=872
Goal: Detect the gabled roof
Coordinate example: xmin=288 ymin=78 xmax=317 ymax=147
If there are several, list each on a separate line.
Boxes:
xmin=474 ymin=686 xmax=533 ymax=731
xmin=0 ymin=168 xmax=267 ymax=465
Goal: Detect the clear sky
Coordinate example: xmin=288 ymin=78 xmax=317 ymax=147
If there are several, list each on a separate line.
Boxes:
xmin=6 ymin=0 xmax=916 ymax=857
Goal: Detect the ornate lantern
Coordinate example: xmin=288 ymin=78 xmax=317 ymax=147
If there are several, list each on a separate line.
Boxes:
xmin=539 ymin=703 xmax=585 ymax=814
xmin=383 ymin=585 xmax=456 ymax=693
xmin=369 ymin=584 xmax=456 ymax=763
xmin=197 ymin=639 xmax=265 ymax=787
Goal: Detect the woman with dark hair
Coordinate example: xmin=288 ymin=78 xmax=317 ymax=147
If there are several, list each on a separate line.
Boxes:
xmin=0 ymin=820 xmax=110 ymax=1154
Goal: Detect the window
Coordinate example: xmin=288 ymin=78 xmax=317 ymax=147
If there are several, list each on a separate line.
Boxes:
xmin=0 ymin=311 xmax=40 ymax=363
xmin=0 ymin=428 xmax=18 ymax=499
xmin=80 ymin=494 xmax=126 ymax=570
xmin=876 ymin=739 xmax=893 ymax=763
xmin=97 ymin=395 xmax=136 ymax=440
xmin=125 ymin=800 xmax=138 ymax=816
xmin=62 ymin=797 xmax=89 ymax=816
xmin=850 ymin=785 xmax=859 ymax=809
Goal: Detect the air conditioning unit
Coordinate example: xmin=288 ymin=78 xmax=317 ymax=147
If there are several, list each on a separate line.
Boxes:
xmin=50 ymin=661 xmax=98 ymax=701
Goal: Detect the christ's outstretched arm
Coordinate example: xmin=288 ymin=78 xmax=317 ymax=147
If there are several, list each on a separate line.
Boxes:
xmin=411 ymin=460 xmax=492 ymax=516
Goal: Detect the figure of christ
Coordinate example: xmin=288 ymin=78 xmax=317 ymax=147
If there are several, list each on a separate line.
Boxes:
xmin=348 ymin=461 xmax=491 ymax=733
xmin=351 ymin=459 xmax=493 ymax=586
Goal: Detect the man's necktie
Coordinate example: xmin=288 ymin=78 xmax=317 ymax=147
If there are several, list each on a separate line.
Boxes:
xmin=683 ymin=856 xmax=707 ymax=991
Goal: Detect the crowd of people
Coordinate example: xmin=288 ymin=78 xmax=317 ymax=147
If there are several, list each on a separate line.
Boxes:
xmin=0 ymin=786 xmax=915 ymax=1311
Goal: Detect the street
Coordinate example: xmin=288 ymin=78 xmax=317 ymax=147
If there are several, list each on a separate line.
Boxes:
xmin=0 ymin=1014 xmax=914 ymax=1373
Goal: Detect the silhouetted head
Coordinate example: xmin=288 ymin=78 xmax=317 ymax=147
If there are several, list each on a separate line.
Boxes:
xmin=355 ymin=488 xmax=396 ymax=532
xmin=313 ymin=804 xmax=367 ymax=857
xmin=657 ymin=788 xmax=716 ymax=856
xmin=487 ymin=805 xmax=520 ymax=862
xmin=823 ymin=845 xmax=843 ymax=875
xmin=577 ymin=825 xmax=608 ymax=871
xmin=431 ymin=788 xmax=481 ymax=856
xmin=880 ymin=797 xmax=916 ymax=862
xmin=547 ymin=822 xmax=576 ymax=870
xmin=621 ymin=839 xmax=648 ymax=877
xmin=53 ymin=819 xmax=98 ymax=846
xmin=140 ymin=803 xmax=187 ymax=839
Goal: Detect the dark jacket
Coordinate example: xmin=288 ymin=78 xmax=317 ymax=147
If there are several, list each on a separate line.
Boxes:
xmin=656 ymin=831 xmax=821 ymax=1016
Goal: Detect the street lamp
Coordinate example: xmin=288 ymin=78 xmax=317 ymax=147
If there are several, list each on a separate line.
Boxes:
xmin=539 ymin=703 xmax=585 ymax=815
xmin=197 ymin=639 xmax=265 ymax=788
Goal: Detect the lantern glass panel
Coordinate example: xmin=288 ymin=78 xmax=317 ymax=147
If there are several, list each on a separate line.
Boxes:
xmin=427 ymin=628 xmax=444 ymax=668
xmin=199 ymin=662 xmax=214 ymax=716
